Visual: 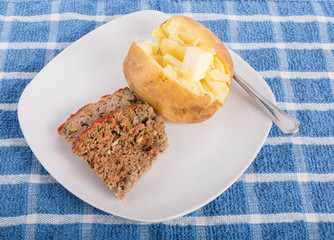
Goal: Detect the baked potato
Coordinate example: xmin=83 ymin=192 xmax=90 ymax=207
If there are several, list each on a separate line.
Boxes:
xmin=123 ymin=16 xmax=233 ymax=123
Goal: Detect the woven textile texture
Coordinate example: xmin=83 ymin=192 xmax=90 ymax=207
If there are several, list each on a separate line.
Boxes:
xmin=0 ymin=0 xmax=333 ymax=239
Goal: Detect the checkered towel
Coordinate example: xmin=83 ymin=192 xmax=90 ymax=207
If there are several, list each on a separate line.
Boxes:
xmin=1 ymin=0 xmax=333 ymax=239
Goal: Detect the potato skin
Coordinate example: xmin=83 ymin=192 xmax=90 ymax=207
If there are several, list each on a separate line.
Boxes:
xmin=123 ymin=16 xmax=233 ymax=123
xmin=123 ymin=42 xmax=219 ymax=123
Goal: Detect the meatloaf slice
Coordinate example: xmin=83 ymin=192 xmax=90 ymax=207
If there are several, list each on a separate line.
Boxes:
xmin=58 ymin=87 xmax=138 ymax=144
xmin=72 ymin=103 xmax=168 ymax=200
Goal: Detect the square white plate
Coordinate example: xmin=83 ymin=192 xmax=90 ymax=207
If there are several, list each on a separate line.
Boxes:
xmin=18 ymin=10 xmax=274 ymax=222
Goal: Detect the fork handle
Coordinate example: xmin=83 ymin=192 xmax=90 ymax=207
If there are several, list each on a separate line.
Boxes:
xmin=233 ymin=72 xmax=300 ymax=135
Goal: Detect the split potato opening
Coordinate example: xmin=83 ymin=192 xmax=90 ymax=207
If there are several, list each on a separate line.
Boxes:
xmin=123 ymin=16 xmax=234 ymax=123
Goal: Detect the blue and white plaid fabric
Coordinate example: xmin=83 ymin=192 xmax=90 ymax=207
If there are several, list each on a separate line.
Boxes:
xmin=1 ymin=0 xmax=333 ymax=239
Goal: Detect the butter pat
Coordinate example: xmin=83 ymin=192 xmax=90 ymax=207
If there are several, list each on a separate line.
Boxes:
xmin=182 ymin=47 xmax=214 ymax=82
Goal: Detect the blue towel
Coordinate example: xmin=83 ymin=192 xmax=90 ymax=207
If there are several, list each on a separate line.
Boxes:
xmin=1 ymin=0 xmax=334 ymax=239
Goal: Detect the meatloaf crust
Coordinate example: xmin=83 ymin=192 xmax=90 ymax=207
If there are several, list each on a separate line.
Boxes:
xmin=58 ymin=87 xmax=138 ymax=144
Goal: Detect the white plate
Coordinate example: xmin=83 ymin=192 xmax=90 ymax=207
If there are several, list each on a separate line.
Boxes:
xmin=18 ymin=10 xmax=275 ymax=222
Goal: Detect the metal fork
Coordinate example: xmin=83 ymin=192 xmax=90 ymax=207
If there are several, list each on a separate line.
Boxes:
xmin=233 ymin=72 xmax=300 ymax=135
